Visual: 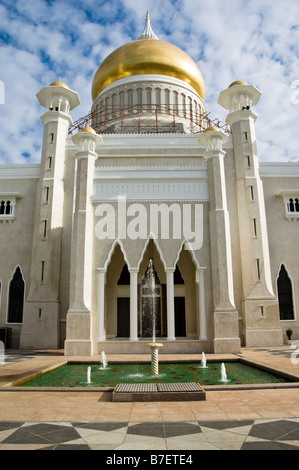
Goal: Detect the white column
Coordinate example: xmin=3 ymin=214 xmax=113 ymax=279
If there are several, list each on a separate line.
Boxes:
xmin=97 ymin=270 xmax=106 ymax=341
xmin=129 ymin=269 xmax=138 ymax=341
xmin=196 ymin=269 xmax=207 ymax=341
xmin=166 ymin=269 xmax=176 ymax=341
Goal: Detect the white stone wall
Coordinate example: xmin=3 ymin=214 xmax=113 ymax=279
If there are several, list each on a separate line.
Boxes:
xmin=0 ymin=165 xmax=39 ymax=346
xmin=261 ymin=163 xmax=299 ymax=342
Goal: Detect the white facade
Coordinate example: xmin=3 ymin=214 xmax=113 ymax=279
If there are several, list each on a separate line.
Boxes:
xmin=0 ymin=21 xmax=298 ymax=355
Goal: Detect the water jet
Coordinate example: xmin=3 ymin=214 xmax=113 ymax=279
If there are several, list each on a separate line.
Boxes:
xmin=87 ymin=366 xmax=91 ymax=384
xmin=220 ymin=363 xmax=230 ymax=383
xmin=100 ymin=351 xmax=108 ymax=369
xmin=201 ymin=352 xmax=208 ymax=369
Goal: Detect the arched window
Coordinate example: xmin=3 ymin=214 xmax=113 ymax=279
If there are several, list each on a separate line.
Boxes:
xmin=128 ymin=90 xmax=133 ymax=108
xmin=120 ymin=91 xmax=125 ymax=108
xmin=0 ymin=201 xmax=5 ymax=215
xmin=137 ymin=88 xmax=142 ymax=108
xmin=295 ymin=199 xmax=299 ymax=212
xmin=7 ymin=266 xmax=25 ymax=323
xmin=174 ymin=91 xmax=179 ymax=114
xmin=5 ymin=201 xmax=11 ymax=215
xmin=112 ymin=94 xmax=117 ymax=111
xmin=165 ymin=89 xmax=170 ymax=112
xmin=188 ymin=97 xmax=193 ymax=121
xmin=288 ymin=198 xmax=295 ymax=213
xmin=146 ymin=88 xmax=152 ymax=109
xmin=181 ymin=94 xmax=186 ymax=116
xmin=277 ymin=265 xmax=294 ymax=320
xmin=155 ymin=88 xmax=161 ymax=110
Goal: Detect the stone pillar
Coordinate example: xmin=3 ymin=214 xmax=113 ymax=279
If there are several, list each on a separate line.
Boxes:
xmin=196 ymin=269 xmax=207 ymax=341
xmin=129 ymin=269 xmax=138 ymax=341
xmin=166 ymin=269 xmax=176 ymax=341
xmin=199 ymin=127 xmax=241 ymax=353
xmin=97 ymin=270 xmax=106 ymax=342
xmin=65 ymin=127 xmax=103 ymax=356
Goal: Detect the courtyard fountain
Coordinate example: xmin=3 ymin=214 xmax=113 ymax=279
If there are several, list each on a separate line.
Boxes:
xmin=100 ymin=351 xmax=108 ymax=370
xmin=201 ymin=352 xmax=208 ymax=369
xmin=220 ymin=363 xmax=230 ymax=383
xmin=87 ymin=366 xmax=91 ymax=384
xmin=145 ymin=258 xmax=163 ymax=376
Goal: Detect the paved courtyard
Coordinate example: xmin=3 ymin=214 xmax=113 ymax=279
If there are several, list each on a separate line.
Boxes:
xmin=0 ymin=347 xmax=299 ymax=450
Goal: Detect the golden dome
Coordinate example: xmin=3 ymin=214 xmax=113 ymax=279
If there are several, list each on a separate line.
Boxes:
xmin=80 ymin=126 xmax=96 ymax=134
xmin=50 ymin=81 xmax=70 ymax=88
xmin=91 ymin=38 xmax=205 ymax=101
xmin=229 ymin=80 xmax=248 ymax=88
xmin=205 ymin=126 xmax=219 ymax=132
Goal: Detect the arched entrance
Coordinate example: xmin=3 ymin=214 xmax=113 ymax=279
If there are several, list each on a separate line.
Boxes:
xmin=99 ymin=240 xmax=204 ymax=347
xmin=277 ymin=264 xmax=295 ymax=320
xmin=117 ymin=264 xmax=130 ymax=338
xmin=174 ymin=265 xmax=186 ymax=337
xmin=7 ymin=266 xmax=25 ymax=323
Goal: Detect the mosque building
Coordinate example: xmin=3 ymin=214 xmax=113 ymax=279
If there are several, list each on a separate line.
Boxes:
xmin=0 ymin=13 xmax=298 ymax=355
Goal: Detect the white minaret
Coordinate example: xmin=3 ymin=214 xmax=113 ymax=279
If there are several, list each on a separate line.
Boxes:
xmin=218 ymin=81 xmax=283 ymax=347
xmin=20 ymin=81 xmax=80 ymax=349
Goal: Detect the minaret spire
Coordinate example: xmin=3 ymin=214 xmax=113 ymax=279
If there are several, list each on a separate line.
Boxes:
xmin=138 ymin=11 xmax=159 ymax=40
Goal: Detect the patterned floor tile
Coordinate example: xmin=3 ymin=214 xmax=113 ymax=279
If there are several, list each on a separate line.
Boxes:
xmin=119 ymin=434 xmax=167 ymax=450
xmin=241 ymin=440 xmax=299 ymax=450
xmin=1 ymin=419 xmax=299 ymax=450
xmin=127 ymin=422 xmax=165 ymax=438
xmin=1 ymin=422 xmax=81 ymax=445
xmin=164 ymin=422 xmax=202 ymax=438
xmin=248 ymin=419 xmax=299 ymax=441
xmin=198 ymin=420 xmax=254 ymax=430
xmin=73 ymin=422 xmax=128 ymax=432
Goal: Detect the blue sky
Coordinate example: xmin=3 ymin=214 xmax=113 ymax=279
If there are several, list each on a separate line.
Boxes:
xmin=0 ymin=0 xmax=299 ymax=164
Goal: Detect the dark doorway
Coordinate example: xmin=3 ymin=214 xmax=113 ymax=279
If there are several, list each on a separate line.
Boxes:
xmin=175 ymin=297 xmax=186 ymax=337
xmin=277 ymin=265 xmax=294 ymax=320
xmin=7 ymin=266 xmax=24 ymax=323
xmin=117 ymin=297 xmax=130 ymax=337
xmin=117 ymin=264 xmax=130 ymax=285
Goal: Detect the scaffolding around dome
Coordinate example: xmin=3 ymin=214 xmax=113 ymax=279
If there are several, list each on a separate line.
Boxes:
xmin=68 ymin=104 xmax=230 ymax=135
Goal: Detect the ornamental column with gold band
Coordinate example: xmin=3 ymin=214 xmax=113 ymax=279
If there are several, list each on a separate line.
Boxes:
xmin=199 ymin=127 xmax=241 ymax=354
xmin=65 ymin=127 xmax=103 ymax=356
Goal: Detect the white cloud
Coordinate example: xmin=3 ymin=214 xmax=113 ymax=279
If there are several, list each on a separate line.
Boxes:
xmin=0 ymin=0 xmax=298 ymax=163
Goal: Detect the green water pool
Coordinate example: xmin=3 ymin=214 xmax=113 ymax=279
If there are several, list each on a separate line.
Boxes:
xmin=18 ymin=361 xmax=290 ymax=388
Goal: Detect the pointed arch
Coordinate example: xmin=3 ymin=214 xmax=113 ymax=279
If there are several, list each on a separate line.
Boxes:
xmin=7 ymin=266 xmax=25 ymax=323
xmin=277 ymin=264 xmax=295 ymax=321
xmin=174 ymin=239 xmax=202 ymax=271
xmin=101 ymin=240 xmax=130 ymax=272
xmin=136 ymin=233 xmax=167 ymax=270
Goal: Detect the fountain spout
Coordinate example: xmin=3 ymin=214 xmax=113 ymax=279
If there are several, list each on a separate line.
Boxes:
xmin=101 ymin=351 xmax=108 ymax=369
xmin=201 ymin=352 xmax=207 ymax=368
xmin=220 ymin=363 xmax=229 ymax=383
xmin=87 ymin=366 xmax=91 ymax=384
xmin=147 ymin=342 xmax=163 ymax=376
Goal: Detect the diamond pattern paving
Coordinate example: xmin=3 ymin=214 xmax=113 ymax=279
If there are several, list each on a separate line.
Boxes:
xmin=0 ymin=419 xmax=299 ymax=450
